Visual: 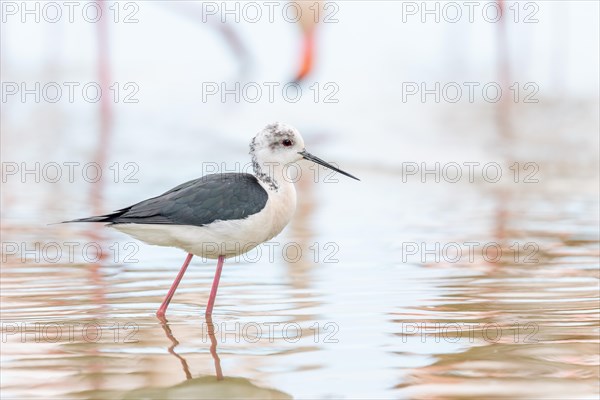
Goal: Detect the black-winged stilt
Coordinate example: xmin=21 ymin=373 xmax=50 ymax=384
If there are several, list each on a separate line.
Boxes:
xmin=66 ymin=122 xmax=359 ymax=318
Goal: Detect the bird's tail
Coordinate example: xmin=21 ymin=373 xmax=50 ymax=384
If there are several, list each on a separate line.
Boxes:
xmin=62 ymin=214 xmax=116 ymax=224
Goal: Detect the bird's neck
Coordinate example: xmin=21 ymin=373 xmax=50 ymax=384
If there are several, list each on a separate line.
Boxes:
xmin=252 ymin=157 xmax=289 ymax=192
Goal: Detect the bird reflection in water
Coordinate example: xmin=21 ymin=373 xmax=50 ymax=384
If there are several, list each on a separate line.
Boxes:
xmin=158 ymin=315 xmax=223 ymax=381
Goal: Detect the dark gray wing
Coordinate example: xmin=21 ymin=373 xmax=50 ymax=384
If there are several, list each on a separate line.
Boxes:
xmin=67 ymin=173 xmax=268 ymax=226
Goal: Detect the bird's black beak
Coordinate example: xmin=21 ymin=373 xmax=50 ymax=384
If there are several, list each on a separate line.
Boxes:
xmin=299 ymin=150 xmax=360 ymax=181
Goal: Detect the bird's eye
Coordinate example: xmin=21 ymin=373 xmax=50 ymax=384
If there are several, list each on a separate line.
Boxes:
xmin=282 ymin=139 xmax=293 ymax=147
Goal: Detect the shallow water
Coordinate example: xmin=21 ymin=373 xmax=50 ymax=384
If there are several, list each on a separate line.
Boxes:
xmin=2 ymin=167 xmax=598 ymax=399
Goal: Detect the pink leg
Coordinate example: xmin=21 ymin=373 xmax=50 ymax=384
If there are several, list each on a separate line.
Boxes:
xmin=156 ymin=253 xmax=194 ymax=319
xmin=293 ymin=30 xmax=315 ymax=83
xmin=205 ymin=255 xmax=225 ymax=315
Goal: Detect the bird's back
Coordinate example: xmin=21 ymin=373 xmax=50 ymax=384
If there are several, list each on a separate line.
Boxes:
xmin=67 ymin=173 xmax=269 ymax=227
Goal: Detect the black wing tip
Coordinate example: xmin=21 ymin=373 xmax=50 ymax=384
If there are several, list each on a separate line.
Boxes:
xmin=61 ymin=215 xmax=114 ymax=224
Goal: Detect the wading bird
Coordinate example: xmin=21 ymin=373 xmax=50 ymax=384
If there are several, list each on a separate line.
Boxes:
xmin=66 ymin=123 xmax=359 ymax=318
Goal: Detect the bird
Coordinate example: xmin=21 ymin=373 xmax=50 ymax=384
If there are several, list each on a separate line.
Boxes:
xmin=65 ymin=122 xmax=359 ymax=318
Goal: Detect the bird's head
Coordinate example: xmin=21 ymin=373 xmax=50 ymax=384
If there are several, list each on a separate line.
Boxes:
xmin=250 ymin=122 xmax=305 ymax=166
xmin=250 ymin=122 xmax=359 ymax=181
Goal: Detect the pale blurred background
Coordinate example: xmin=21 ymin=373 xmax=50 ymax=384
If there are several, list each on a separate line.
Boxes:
xmin=1 ymin=1 xmax=599 ymax=399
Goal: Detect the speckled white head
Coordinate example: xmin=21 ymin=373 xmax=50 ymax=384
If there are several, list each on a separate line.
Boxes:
xmin=250 ymin=122 xmax=359 ymax=189
xmin=250 ymin=122 xmax=306 ymax=166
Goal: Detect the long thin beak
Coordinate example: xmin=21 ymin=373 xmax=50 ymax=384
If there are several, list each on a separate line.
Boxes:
xmin=299 ymin=150 xmax=360 ymax=181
